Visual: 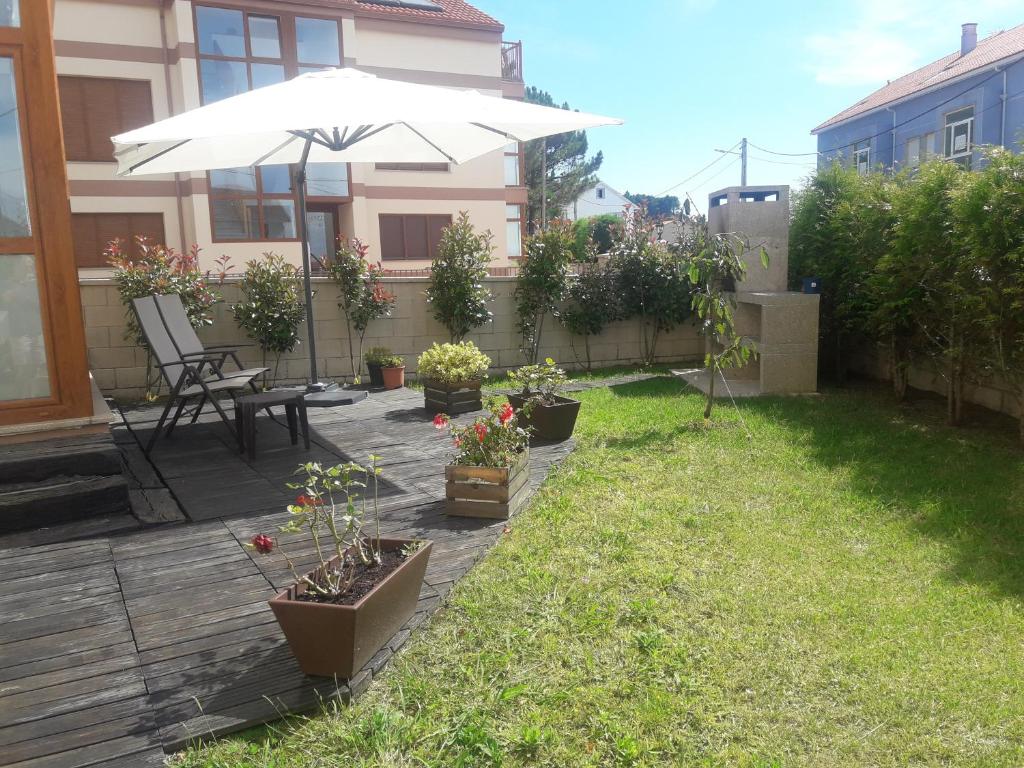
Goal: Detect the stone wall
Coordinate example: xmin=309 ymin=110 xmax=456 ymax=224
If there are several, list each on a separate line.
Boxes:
xmin=82 ymin=277 xmax=703 ymax=400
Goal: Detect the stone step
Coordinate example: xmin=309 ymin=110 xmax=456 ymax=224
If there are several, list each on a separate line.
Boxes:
xmin=0 ymin=474 xmax=131 ymax=534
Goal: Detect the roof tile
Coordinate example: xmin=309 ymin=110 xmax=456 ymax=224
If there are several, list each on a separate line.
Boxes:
xmin=813 ymin=22 xmax=1024 ymax=133
xmin=353 ymin=0 xmax=502 ymax=31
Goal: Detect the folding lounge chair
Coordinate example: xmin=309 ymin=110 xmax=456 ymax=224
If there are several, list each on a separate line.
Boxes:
xmin=132 ymin=295 xmax=266 ymax=453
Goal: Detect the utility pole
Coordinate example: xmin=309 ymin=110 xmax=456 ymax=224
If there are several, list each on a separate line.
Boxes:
xmin=540 ymin=136 xmax=547 ymax=230
xmin=740 ymin=137 xmax=747 ymax=187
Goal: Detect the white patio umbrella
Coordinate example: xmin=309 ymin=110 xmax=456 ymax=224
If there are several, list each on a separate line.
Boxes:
xmin=112 ymin=68 xmax=623 ymax=404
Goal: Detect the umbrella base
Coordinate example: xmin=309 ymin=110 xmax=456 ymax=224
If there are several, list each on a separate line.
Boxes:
xmin=272 ymin=382 xmax=369 ymax=408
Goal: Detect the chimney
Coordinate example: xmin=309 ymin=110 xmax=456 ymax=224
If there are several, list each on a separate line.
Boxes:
xmin=961 ymin=23 xmax=978 ymax=55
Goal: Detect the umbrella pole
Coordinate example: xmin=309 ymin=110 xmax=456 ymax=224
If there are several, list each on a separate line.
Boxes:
xmin=294 ymin=137 xmax=321 ymax=390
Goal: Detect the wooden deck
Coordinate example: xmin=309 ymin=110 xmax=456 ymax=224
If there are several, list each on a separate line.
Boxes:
xmin=0 ymin=387 xmax=573 ymax=766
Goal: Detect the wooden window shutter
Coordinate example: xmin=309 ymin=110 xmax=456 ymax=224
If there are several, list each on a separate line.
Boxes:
xmin=58 ymin=77 xmax=154 ymax=162
xmin=426 ymin=215 xmax=452 ymax=260
xmin=71 ymin=213 xmax=166 ymax=268
xmin=379 ymin=215 xmax=405 ymax=259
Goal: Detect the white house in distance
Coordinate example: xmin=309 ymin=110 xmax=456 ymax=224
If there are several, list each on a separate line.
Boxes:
xmin=563 ymin=179 xmax=633 ymax=220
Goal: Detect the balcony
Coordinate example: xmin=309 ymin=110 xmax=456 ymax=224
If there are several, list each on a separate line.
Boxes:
xmin=501 ymin=40 xmax=522 ymax=82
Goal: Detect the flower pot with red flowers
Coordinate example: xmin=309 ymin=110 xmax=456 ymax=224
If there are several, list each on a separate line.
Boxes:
xmin=434 ymin=400 xmax=530 ymax=519
xmin=379 ymin=355 xmax=406 ymax=390
xmin=417 ymin=342 xmax=490 ymax=414
xmin=247 ymin=458 xmax=431 ymax=679
xmin=507 ymin=358 xmax=581 ymax=441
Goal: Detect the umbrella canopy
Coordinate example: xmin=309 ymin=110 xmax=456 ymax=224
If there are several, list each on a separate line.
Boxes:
xmin=113 ymin=68 xmax=621 ymax=176
xmin=111 ymin=67 xmax=623 ymax=398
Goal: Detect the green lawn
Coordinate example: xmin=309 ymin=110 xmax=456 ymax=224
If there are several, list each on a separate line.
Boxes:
xmin=179 ymin=378 xmax=1024 ymax=767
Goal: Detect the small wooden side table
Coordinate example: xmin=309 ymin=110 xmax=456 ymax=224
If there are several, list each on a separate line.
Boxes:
xmin=234 ymin=390 xmax=310 ymax=461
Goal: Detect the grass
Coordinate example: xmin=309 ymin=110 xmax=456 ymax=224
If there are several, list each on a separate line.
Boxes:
xmin=177 ymin=378 xmax=1024 ymax=767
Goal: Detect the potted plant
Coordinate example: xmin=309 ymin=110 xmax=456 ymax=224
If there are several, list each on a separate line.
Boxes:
xmin=380 ymin=354 xmax=406 ymax=390
xmin=507 ymin=358 xmax=581 ymax=441
xmin=417 ymin=341 xmax=491 ymax=414
xmin=247 ymin=458 xmax=432 ymax=678
xmin=433 ymin=399 xmax=530 ymax=519
xmin=364 ymin=346 xmax=391 ymax=387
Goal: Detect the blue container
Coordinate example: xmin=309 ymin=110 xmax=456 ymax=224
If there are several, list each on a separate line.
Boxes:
xmin=802 ymin=276 xmax=821 ymax=294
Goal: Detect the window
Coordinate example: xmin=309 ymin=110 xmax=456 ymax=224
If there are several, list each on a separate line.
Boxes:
xmin=58 ymin=77 xmax=153 ymax=162
xmin=503 ymin=143 xmax=520 ymax=186
xmin=506 ymin=204 xmax=523 ymax=258
xmin=596 ymin=187 xmax=606 ymax=200
xmin=375 ymin=162 xmax=450 ymax=172
xmin=379 ymin=214 xmax=451 ymax=260
xmin=852 ymin=140 xmax=870 ymax=175
xmin=1 ymin=0 xmax=18 ymax=26
xmin=944 ymin=106 xmax=974 ymax=169
xmin=905 ymin=132 xmax=935 ymax=168
xmin=194 ymin=5 xmax=345 ymax=240
xmin=70 ymin=213 xmax=166 ymax=268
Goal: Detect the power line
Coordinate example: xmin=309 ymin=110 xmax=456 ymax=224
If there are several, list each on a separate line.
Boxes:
xmin=655 ymin=139 xmax=741 ymax=196
xmin=747 ymin=141 xmax=819 ymax=157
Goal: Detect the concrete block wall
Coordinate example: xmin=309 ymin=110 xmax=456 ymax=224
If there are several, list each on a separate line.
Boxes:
xmin=82 ymin=277 xmax=703 ymax=400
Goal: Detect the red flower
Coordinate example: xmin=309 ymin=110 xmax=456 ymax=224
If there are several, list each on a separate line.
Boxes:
xmin=295 ymin=494 xmax=317 ymax=507
xmin=433 ymin=413 xmax=450 ymax=430
xmin=498 ymin=403 xmax=514 ymax=426
xmin=251 ymin=534 xmax=274 ymax=554
xmin=474 ymin=423 xmax=488 ymax=443
xmin=454 ymin=436 xmax=463 ymax=448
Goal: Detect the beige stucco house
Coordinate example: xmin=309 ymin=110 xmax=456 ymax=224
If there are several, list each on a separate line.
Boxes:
xmin=54 ymin=0 xmax=527 ymax=274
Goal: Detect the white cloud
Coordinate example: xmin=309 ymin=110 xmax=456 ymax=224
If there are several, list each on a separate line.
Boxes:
xmin=804 ymin=0 xmax=1021 ymax=87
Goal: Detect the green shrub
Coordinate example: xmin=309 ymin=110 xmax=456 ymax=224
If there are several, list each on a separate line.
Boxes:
xmin=571 ymin=214 xmax=620 ymax=260
xmin=508 ymin=358 xmax=568 ymax=405
xmin=378 ymin=354 xmax=405 ymax=369
xmin=558 ymin=264 xmax=618 ymax=370
xmin=230 ymin=253 xmax=305 ymax=383
xmin=416 ymin=341 xmax=491 ymax=384
xmin=426 ymin=212 xmax=493 ymax=341
xmin=364 ymin=346 xmax=392 ymax=365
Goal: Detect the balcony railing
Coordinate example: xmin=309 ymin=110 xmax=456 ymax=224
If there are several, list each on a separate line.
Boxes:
xmin=501 ymin=40 xmax=522 ymax=82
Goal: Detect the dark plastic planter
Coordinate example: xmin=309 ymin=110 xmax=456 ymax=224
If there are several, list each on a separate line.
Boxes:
xmin=366 ymin=362 xmax=384 ymax=387
xmin=268 ymin=538 xmax=432 ymax=678
xmin=508 ymin=393 xmax=581 ymax=441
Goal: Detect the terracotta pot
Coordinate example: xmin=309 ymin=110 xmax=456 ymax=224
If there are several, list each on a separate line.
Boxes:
xmin=507 ymin=393 xmax=581 ymax=441
xmin=268 ymin=538 xmax=432 ymax=678
xmin=445 ymin=446 xmax=530 ymax=519
xmin=424 ymin=378 xmax=482 ymax=414
xmin=381 ymin=366 xmax=405 ymax=390
xmin=366 ymin=362 xmax=384 ymax=387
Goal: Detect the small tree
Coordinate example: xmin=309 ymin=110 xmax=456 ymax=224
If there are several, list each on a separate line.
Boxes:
xmin=607 ymin=210 xmax=691 ymax=365
xmin=107 ymin=236 xmax=227 ymax=397
xmin=324 ymin=237 xmax=396 ymax=382
xmin=231 ymin=253 xmax=305 ymax=385
xmin=558 ymin=264 xmax=618 ymax=371
xmin=514 ymin=220 xmax=575 ymax=363
xmin=426 ymin=212 xmax=494 ymax=341
xmin=571 ymin=214 xmax=620 ymax=260
xmin=681 ymin=218 xmax=767 ymax=420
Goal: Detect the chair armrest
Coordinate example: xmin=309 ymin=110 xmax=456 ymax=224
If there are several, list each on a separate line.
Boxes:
xmin=204 ymin=343 xmax=254 ymax=350
xmin=157 ymin=356 xmax=226 ymax=369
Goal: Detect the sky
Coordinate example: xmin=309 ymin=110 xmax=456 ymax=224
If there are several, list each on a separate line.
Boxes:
xmin=474 ymin=0 xmax=1023 ymax=214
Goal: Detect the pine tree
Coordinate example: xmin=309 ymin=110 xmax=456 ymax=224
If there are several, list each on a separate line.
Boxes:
xmin=524 ymin=87 xmax=603 ymax=231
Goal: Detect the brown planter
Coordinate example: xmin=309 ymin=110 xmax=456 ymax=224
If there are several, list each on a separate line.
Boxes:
xmin=445 ymin=447 xmax=529 ymax=519
xmin=366 ymin=362 xmax=384 ymax=387
xmin=424 ymin=378 xmax=482 ymax=414
xmin=268 ymin=538 xmax=432 ymax=678
xmin=382 ymin=366 xmax=405 ymax=390
xmin=507 ymin=393 xmax=581 ymax=441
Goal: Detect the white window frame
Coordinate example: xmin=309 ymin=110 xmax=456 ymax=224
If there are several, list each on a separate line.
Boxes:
xmin=852 ymin=140 xmax=870 ymax=175
xmin=943 ymin=107 xmax=974 ymax=168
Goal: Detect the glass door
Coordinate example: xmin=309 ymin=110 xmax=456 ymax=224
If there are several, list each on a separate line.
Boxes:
xmin=305 ymin=204 xmax=337 ymax=272
xmin=0 ymin=50 xmax=51 ymax=403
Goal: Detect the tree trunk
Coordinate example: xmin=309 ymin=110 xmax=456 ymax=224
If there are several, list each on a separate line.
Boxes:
xmin=585 ymin=335 xmax=592 ymax=372
xmin=1018 ymin=388 xmax=1024 ymax=446
xmin=890 ymin=339 xmax=908 ymax=402
xmin=704 ymin=301 xmax=717 ymax=420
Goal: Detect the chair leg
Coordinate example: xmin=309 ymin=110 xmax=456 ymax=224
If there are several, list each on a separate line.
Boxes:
xmin=234 ymin=400 xmax=244 ymax=453
xmin=205 ymin=389 xmax=240 ymax=448
xmin=190 ymin=395 xmax=208 ymax=424
xmin=246 ymin=404 xmax=257 ymax=462
xmin=147 ymin=395 xmax=178 ymax=454
xmin=165 ymin=398 xmax=188 ymax=438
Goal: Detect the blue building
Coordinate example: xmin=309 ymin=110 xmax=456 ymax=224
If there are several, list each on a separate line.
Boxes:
xmin=813 ymin=23 xmax=1024 ymax=173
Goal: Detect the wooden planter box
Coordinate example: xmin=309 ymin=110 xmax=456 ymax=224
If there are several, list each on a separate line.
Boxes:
xmin=445 ymin=447 xmax=530 ymax=519
xmin=424 ymin=378 xmax=482 ymax=414
xmin=268 ymin=538 xmax=432 ymax=678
